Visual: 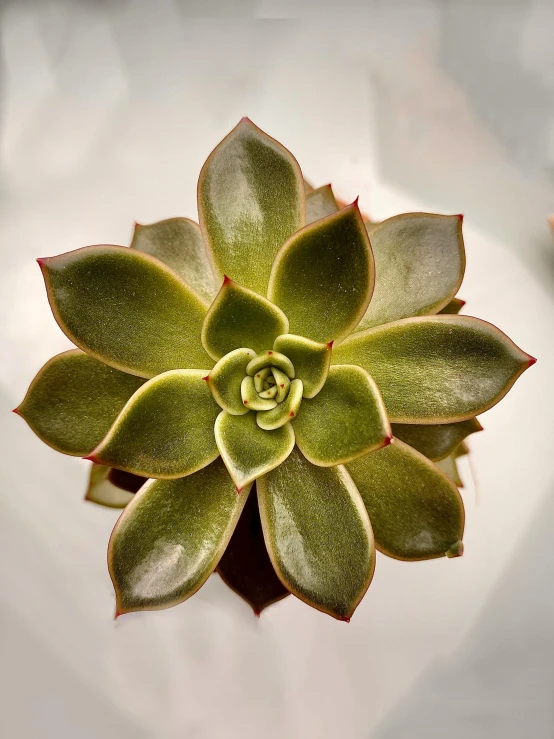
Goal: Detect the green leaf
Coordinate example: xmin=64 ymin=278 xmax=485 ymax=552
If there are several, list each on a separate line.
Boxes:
xmin=240 ymin=376 xmax=277 ymax=411
xmin=131 ymin=217 xmax=217 ymax=303
xmin=355 ymin=214 xmax=465 ymax=331
xmin=16 ymin=350 xmax=145 ymax=456
xmin=436 ymin=450 xmax=464 ymax=488
xmin=293 ymin=365 xmax=391 ymax=466
xmin=90 ymin=370 xmax=220 ymax=479
xmin=268 ymin=203 xmax=374 ymax=344
xmin=391 ymin=418 xmax=482 ymax=461
xmin=217 ymin=485 xmax=290 ymax=615
xmin=214 ymin=411 xmax=295 ymax=491
xmin=305 ymin=184 xmax=339 ymax=224
xmin=257 ymin=447 xmax=374 ymax=620
xmin=201 ymin=277 xmax=289 ymax=361
xmin=273 ymin=334 xmax=332 ymax=398
xmin=207 ymin=348 xmax=256 ymax=415
xmin=39 ymin=245 xmax=212 ymax=378
xmin=332 ymin=316 xmax=534 ymax=423
xmin=85 ymin=463 xmax=136 ymax=509
xmin=107 ymin=468 xmax=148 ymax=493
xmin=246 ymin=350 xmax=295 ymax=378
xmin=198 ymin=118 xmax=304 ymax=296
xmin=439 ymin=297 xmax=465 ymax=315
xmin=346 ymin=439 xmax=465 ymax=561
xmin=257 ymin=378 xmax=304 ymax=430
xmin=109 ymin=458 xmax=250 ymax=614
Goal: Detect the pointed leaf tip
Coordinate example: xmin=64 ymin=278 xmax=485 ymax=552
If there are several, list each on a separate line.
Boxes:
xmin=383 ymin=435 xmax=393 ymax=447
xmin=527 ymin=355 xmax=537 ymax=367
xmin=446 ymin=540 xmax=464 ymax=558
xmin=457 ymin=214 xmax=464 ymax=222
xmin=36 ymin=257 xmax=49 ymax=268
xmin=222 ymin=274 xmax=232 ymax=285
xmin=83 ymin=454 xmax=97 ymax=462
xmin=11 ymin=407 xmax=19 ymax=415
xmin=114 ymin=608 xmax=121 ymax=620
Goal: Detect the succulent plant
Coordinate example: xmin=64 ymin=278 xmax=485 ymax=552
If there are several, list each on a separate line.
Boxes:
xmin=15 ymin=119 xmax=535 ymax=621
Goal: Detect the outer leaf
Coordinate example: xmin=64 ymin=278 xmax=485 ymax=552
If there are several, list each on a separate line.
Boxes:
xmin=439 ymin=297 xmax=465 ymax=315
xmin=293 ymin=365 xmax=391 ymax=466
xmin=216 ymin=484 xmax=290 ymax=615
xmin=39 ymin=245 xmax=212 ymax=378
xmin=107 ymin=468 xmax=148 ymax=493
xmin=90 ymin=370 xmax=220 ymax=479
xmin=391 ymin=418 xmax=483 ymax=461
xmin=16 ymin=350 xmax=144 ymax=456
xmin=257 ymin=447 xmax=374 ymax=620
xmin=214 ymin=411 xmax=295 ymax=491
xmin=332 ymin=316 xmax=534 ymax=423
xmin=355 ymin=213 xmax=465 ymax=331
xmin=198 ymin=118 xmax=304 ymax=296
xmin=268 ymin=204 xmax=374 ymax=344
xmin=346 ymin=439 xmax=465 ymax=561
xmin=273 ymin=334 xmax=332 ymax=398
xmin=207 ymin=347 xmax=256 ymax=415
xmin=85 ymin=463 xmax=135 ymax=509
xmin=202 ymin=277 xmax=289 ymax=361
xmin=256 ymin=378 xmax=304 ymax=430
xmin=131 ymin=218 xmax=217 ymax=303
xmin=109 ymin=458 xmax=250 ymax=614
xmin=305 ymin=184 xmax=339 ymax=224
xmin=436 ymin=453 xmax=464 ymax=488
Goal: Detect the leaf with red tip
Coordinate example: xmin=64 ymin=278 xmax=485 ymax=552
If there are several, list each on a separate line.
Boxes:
xmin=257 ymin=447 xmax=375 ymax=621
xmin=391 ymin=418 xmax=482 ymax=461
xmin=85 ymin=463 xmax=136 ymax=509
xmin=198 ymin=118 xmax=304 ymax=296
xmin=109 ymin=458 xmax=251 ymax=614
xmin=16 ymin=350 xmax=144 ymax=456
xmin=268 ymin=204 xmax=374 ymax=343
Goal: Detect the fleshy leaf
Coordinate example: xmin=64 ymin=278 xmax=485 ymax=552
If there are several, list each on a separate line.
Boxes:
xmin=109 ymin=458 xmax=250 ymax=614
xmin=85 ymin=463 xmax=136 ymax=509
xmin=246 ymin=350 xmax=295 ymax=378
xmin=439 ymin=297 xmax=465 ymax=315
xmin=107 ymin=468 xmax=148 ymax=493
xmin=305 ymin=184 xmax=339 ymax=224
xmin=332 ymin=316 xmax=534 ymax=423
xmin=16 ymin=350 xmax=145 ymax=456
xmin=91 ymin=370 xmax=220 ymax=479
xmin=207 ymin=348 xmax=256 ymax=415
xmin=240 ymin=376 xmax=277 ymax=411
xmin=293 ymin=365 xmax=391 ymax=466
xmin=436 ymin=451 xmax=464 ymax=488
xmin=217 ymin=484 xmax=290 ymax=615
xmin=257 ymin=378 xmax=303 ymax=430
xmin=214 ymin=411 xmax=295 ymax=491
xmin=39 ymin=245 xmax=212 ymax=378
xmin=201 ymin=278 xmax=289 ymax=361
xmin=198 ymin=118 xmax=304 ymax=296
xmin=391 ymin=418 xmax=482 ymax=461
xmin=268 ymin=204 xmax=374 ymax=344
xmin=355 ymin=213 xmax=465 ymax=331
xmin=131 ymin=218 xmax=217 ymax=303
xmin=257 ymin=447 xmax=374 ymax=620
xmin=346 ymin=439 xmax=465 ymax=561
xmin=273 ymin=334 xmax=332 ymax=398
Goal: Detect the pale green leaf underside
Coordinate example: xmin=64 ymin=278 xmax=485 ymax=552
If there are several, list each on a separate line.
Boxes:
xmin=346 ymin=439 xmax=465 ymax=561
xmin=269 ymin=204 xmax=374 ymax=344
xmin=391 ymin=418 xmax=482 ymax=461
xmin=305 ymin=184 xmax=339 ymax=224
xmin=293 ymin=365 xmax=391 ymax=466
xmin=436 ymin=451 xmax=464 ymax=488
xmin=131 ymin=217 xmax=217 ymax=303
xmin=332 ymin=315 xmax=532 ymax=423
xmin=207 ymin=348 xmax=256 ymax=415
xmin=202 ymin=278 xmax=289 ymax=360
xmin=214 ymin=410 xmax=295 ymax=490
xmin=109 ymin=458 xmax=250 ymax=614
xmin=198 ymin=118 xmax=304 ymax=296
xmin=355 ymin=213 xmax=465 ymax=331
xmin=273 ymin=334 xmax=331 ymax=398
xmin=92 ymin=370 xmax=220 ymax=479
xmin=85 ymin=463 xmax=135 ymax=509
xmin=17 ymin=350 xmax=145 ymax=456
xmin=257 ymin=447 xmax=374 ymax=620
xmin=40 ymin=245 xmax=212 ymax=378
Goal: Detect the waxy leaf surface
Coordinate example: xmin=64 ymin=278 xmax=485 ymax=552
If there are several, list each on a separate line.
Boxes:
xmin=202 ymin=278 xmax=288 ymax=360
xmin=109 ymin=459 xmax=250 ymax=613
xmin=439 ymin=297 xmax=465 ymax=315
xmin=131 ymin=218 xmax=216 ymax=303
xmin=198 ymin=119 xmax=304 ymax=296
xmin=346 ymin=439 xmax=465 ymax=560
xmin=17 ymin=350 xmax=144 ymax=456
xmin=273 ymin=334 xmax=331 ymax=398
xmin=85 ymin=463 xmax=136 ymax=509
xmin=355 ymin=214 xmax=465 ymax=331
xmin=392 ymin=418 xmax=482 ymax=461
xmin=40 ymin=246 xmax=211 ymax=378
xmin=294 ymin=365 xmax=391 ymax=466
xmin=257 ymin=378 xmax=303 ymax=430
xmin=214 ymin=411 xmax=295 ymax=490
xmin=257 ymin=448 xmax=374 ymax=620
xmin=92 ymin=370 xmax=220 ymax=478
xmin=207 ymin=348 xmax=256 ymax=415
xmin=268 ymin=204 xmax=374 ymax=344
xmin=333 ymin=316 xmax=532 ymax=423
xmin=305 ymin=185 xmax=339 ymax=224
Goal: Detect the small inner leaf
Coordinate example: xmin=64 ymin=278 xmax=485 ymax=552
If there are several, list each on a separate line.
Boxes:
xmin=273 ymin=334 xmax=332 ymax=399
xmin=257 ymin=379 xmax=304 ymax=431
xmin=241 ymin=376 xmax=277 ymax=411
xmin=207 ymin=347 xmax=256 ymax=416
xmin=246 ymin=351 xmax=295 ymax=378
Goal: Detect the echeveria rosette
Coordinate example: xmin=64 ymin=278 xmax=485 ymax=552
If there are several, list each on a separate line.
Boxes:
xmin=15 ymin=118 xmax=536 ymax=621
